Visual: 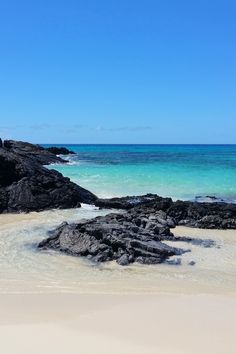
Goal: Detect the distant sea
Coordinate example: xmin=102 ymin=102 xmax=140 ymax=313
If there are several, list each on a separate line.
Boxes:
xmin=43 ymin=144 xmax=236 ymax=202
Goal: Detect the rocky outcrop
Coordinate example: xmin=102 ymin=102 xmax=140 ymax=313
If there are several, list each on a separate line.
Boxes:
xmin=0 ymin=140 xmax=97 ymax=213
xmin=166 ymin=200 xmax=236 ymax=229
xmin=95 ymin=194 xmax=236 ymax=229
xmin=95 ymin=194 xmax=171 ymax=210
xmin=39 ymin=204 xmax=215 ymax=265
xmin=3 ymin=140 xmax=66 ymax=165
xmin=45 ymin=146 xmax=75 ymax=155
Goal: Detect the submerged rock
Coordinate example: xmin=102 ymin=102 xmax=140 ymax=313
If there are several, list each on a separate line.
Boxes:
xmin=0 ymin=140 xmax=97 ymax=213
xmin=188 ymin=261 xmax=196 ymax=266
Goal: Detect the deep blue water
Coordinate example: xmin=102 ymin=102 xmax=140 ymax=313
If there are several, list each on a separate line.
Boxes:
xmin=43 ymin=144 xmax=236 ymax=201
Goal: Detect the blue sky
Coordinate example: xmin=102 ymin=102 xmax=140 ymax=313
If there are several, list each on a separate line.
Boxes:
xmin=0 ymin=0 xmax=235 ymax=143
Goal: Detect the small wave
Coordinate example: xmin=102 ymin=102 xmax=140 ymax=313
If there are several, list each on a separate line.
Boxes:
xmin=80 ymin=203 xmax=99 ymax=210
xmin=194 ymin=195 xmax=236 ymax=204
xmin=48 ymin=154 xmax=84 ymax=167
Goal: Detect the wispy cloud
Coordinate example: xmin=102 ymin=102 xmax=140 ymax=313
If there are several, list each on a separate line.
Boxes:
xmin=0 ymin=124 xmax=24 ymax=130
xmin=29 ymin=123 xmax=52 ymax=130
xmin=0 ymin=123 xmax=154 ymax=139
xmin=92 ymin=125 xmax=153 ymax=132
xmin=109 ymin=126 xmax=152 ymax=132
xmin=29 ymin=123 xmax=87 ymax=134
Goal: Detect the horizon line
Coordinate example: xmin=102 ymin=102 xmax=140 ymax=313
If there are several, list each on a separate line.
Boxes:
xmin=39 ymin=143 xmax=236 ymax=146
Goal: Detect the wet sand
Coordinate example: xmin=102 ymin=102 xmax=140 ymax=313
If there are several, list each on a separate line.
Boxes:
xmin=0 ymin=209 xmax=236 ymax=295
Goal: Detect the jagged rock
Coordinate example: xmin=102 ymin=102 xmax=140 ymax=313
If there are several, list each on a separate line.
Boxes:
xmin=38 ymin=209 xmax=191 ymax=265
xmin=167 ymin=200 xmax=236 ymax=229
xmin=0 ymin=140 xmax=97 ymax=213
xmin=96 ymin=194 xmax=236 ymax=229
xmin=95 ymin=194 xmax=172 ymax=210
xmin=45 ymin=146 xmax=75 ymax=155
xmin=3 ymin=140 xmax=66 ymax=165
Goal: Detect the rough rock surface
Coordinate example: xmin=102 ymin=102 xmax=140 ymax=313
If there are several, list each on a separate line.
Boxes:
xmin=39 ymin=209 xmax=185 ymax=265
xmin=95 ymin=194 xmax=171 ymax=210
xmin=95 ymin=194 xmax=236 ymax=229
xmin=0 ymin=140 xmax=97 ymax=213
xmin=166 ymin=200 xmax=236 ymax=229
xmin=3 ymin=140 xmax=66 ymax=165
xmin=45 ymin=146 xmax=75 ymax=155
xmin=39 ymin=204 xmax=215 ymax=265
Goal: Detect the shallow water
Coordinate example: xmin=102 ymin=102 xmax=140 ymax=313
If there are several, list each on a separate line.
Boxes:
xmin=0 ymin=206 xmax=235 ymax=295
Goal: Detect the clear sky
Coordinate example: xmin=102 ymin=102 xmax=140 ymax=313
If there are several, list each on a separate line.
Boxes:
xmin=0 ymin=0 xmax=235 ymax=143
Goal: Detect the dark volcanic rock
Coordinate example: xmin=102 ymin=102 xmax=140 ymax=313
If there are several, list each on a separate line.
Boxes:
xmin=166 ymin=200 xmax=236 ymax=229
xmin=0 ymin=140 xmax=97 ymax=213
xmin=95 ymin=194 xmax=236 ymax=229
xmin=45 ymin=146 xmax=75 ymax=155
xmin=3 ymin=140 xmax=66 ymax=165
xmin=95 ymin=194 xmax=173 ymax=210
xmin=188 ymin=261 xmax=196 ymax=266
xmin=38 ymin=208 xmax=190 ymax=265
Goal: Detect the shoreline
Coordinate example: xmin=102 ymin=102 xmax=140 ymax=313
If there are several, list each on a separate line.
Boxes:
xmin=0 ymin=209 xmax=236 ymax=296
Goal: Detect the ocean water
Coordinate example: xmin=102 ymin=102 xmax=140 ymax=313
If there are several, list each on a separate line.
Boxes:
xmin=45 ymin=144 xmax=236 ymax=201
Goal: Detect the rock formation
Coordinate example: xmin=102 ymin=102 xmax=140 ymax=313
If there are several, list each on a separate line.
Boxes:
xmin=0 ymin=139 xmax=97 ymax=213
xmin=45 ymin=146 xmax=75 ymax=155
xmin=3 ymin=140 xmax=66 ymax=165
xmin=95 ymin=194 xmax=236 ymax=229
xmin=39 ymin=203 xmax=215 ymax=265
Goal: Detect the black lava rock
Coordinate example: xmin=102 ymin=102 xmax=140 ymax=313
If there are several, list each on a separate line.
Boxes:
xmin=38 ymin=206 xmax=193 ymax=265
xmin=45 ymin=146 xmax=75 ymax=155
xmin=3 ymin=140 xmax=66 ymax=165
xmin=95 ymin=194 xmax=172 ymax=210
xmin=0 ymin=140 xmax=97 ymax=213
xmin=95 ymin=195 xmax=236 ymax=229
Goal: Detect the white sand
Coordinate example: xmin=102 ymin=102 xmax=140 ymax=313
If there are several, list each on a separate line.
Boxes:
xmin=0 ymin=293 xmax=235 ymax=354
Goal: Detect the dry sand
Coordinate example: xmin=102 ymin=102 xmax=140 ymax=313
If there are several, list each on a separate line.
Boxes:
xmin=0 ymin=293 xmax=235 ymax=354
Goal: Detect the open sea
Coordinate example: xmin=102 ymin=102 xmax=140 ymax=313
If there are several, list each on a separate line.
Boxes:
xmin=44 ymin=144 xmax=236 ymax=202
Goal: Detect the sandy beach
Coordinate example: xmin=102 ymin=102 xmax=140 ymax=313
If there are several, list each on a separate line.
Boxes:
xmin=0 ymin=293 xmax=235 ymax=354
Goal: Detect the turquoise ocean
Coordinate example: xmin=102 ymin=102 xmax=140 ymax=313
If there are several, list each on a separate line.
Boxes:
xmin=45 ymin=144 xmax=236 ymax=202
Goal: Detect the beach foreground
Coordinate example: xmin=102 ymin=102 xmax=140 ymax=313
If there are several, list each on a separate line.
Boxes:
xmin=0 ymin=212 xmax=236 ymax=353
xmin=0 ymin=293 xmax=235 ymax=354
